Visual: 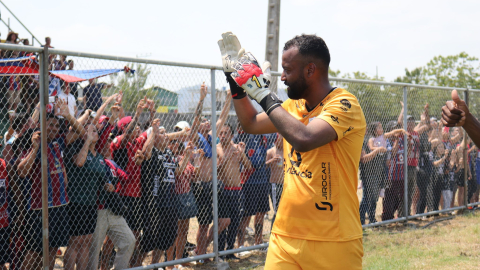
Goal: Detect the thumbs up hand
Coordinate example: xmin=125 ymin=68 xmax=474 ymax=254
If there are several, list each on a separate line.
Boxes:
xmin=441 ymin=90 xmax=468 ymax=127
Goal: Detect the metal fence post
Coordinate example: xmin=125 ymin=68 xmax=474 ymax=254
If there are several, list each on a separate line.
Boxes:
xmin=464 ymin=89 xmax=469 ymax=208
xmin=403 ymin=86 xmax=409 ymax=221
xmin=210 ymin=69 xmax=219 ymax=264
xmin=39 ymin=44 xmax=50 ymax=270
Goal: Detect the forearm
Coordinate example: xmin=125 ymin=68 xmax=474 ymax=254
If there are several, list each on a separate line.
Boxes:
xmin=18 ymin=148 xmax=38 ymax=178
xmin=93 ymin=99 xmax=111 ymax=124
xmin=397 ymin=108 xmax=404 ymax=127
xmin=141 ymin=133 xmax=155 ymax=160
xmin=74 ymin=141 xmax=90 ymax=167
xmin=145 ymin=110 xmax=155 ymax=128
xmin=167 ymin=131 xmax=188 ymax=141
xmin=361 ymin=149 xmax=379 ymax=163
xmin=463 ymin=113 xmax=480 ymax=147
xmin=216 ymin=96 xmax=231 ymax=131
xmin=268 ymin=107 xmax=335 ymax=152
xmin=232 ymin=98 xmax=276 ymax=134
xmin=31 ymin=106 xmax=40 ymax=123
xmin=77 ymin=110 xmax=90 ymax=125
xmin=176 ymin=153 xmax=192 ymax=177
xmin=123 ymin=113 xmax=140 ymax=144
xmin=190 ymin=96 xmax=206 ymax=136
xmin=119 ymin=107 xmax=125 ymax=119
xmin=65 ymin=113 xmax=85 ymax=137
xmin=241 ymin=152 xmax=252 ymax=170
xmin=384 ymin=129 xmax=403 ymax=139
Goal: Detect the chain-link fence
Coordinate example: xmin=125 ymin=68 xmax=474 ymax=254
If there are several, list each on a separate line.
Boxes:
xmin=0 ymin=42 xmax=479 ymax=269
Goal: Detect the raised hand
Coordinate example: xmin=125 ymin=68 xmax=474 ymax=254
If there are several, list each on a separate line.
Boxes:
xmin=218 ymin=32 xmax=247 ymax=99
xmin=116 ymin=90 xmax=123 ymax=104
xmin=200 ymin=82 xmax=208 ymax=100
xmin=106 ymin=93 xmax=119 ymax=104
xmin=135 ymin=150 xmax=145 ymax=164
xmin=55 ymin=99 xmax=69 ymax=117
xmin=32 ymin=131 xmax=41 ymax=149
xmin=442 ymin=90 xmax=467 ymax=127
xmin=136 ymin=96 xmax=148 ymax=114
xmin=111 ymin=105 xmax=121 ymax=120
xmin=151 ymin=119 xmax=161 ymax=134
xmin=147 ymin=99 xmax=155 ymax=112
xmin=238 ymin=141 xmax=246 ymax=153
xmin=104 ymin=183 xmax=115 ymax=192
xmin=218 ymin=32 xmax=244 ymax=73
xmin=185 ymin=141 xmax=194 ymax=153
xmin=231 ymin=52 xmax=279 ymax=111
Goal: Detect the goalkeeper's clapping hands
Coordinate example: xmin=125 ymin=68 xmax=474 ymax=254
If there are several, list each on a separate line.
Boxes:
xmin=218 ymin=32 xmax=282 ymax=115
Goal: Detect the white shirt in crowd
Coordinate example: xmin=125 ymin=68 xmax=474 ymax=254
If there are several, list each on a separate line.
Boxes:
xmin=57 ymin=91 xmax=77 ymax=117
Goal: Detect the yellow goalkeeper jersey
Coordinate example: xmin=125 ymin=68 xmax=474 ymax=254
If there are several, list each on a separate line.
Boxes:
xmin=272 ymin=87 xmax=366 ymax=241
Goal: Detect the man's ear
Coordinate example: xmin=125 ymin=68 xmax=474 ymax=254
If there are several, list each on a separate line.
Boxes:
xmin=306 ymin=62 xmax=316 ymax=78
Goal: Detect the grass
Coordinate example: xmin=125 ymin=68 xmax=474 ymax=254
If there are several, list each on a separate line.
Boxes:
xmin=183 ymin=210 xmax=480 ymax=270
xmin=362 ymin=211 xmax=480 ymax=270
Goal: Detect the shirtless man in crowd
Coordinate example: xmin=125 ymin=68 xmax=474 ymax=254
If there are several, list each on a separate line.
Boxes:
xmin=190 ymin=84 xmax=231 ymax=261
xmin=215 ymin=124 xmax=252 ymax=259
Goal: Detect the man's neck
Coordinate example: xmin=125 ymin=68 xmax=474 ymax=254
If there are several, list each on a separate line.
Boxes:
xmin=304 ymin=80 xmax=333 ymax=109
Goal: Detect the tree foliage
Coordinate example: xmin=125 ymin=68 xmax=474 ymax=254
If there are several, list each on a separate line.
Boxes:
xmin=103 ymin=64 xmax=157 ymax=114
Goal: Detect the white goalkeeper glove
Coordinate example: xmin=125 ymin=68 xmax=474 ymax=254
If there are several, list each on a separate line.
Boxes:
xmin=218 ymin=32 xmax=246 ymax=99
xmin=231 ymin=52 xmax=282 ymax=115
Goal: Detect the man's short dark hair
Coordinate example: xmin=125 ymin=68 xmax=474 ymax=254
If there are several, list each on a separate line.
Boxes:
xmin=283 ymin=34 xmax=330 ymax=68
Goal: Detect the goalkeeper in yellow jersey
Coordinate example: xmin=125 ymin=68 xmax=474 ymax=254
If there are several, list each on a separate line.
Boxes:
xmin=218 ymin=32 xmax=366 ymax=269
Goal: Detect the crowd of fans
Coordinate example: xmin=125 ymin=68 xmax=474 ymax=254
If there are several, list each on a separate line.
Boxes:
xmin=0 ymin=51 xmax=283 ymax=270
xmin=359 ymin=102 xmax=478 ymax=225
xmin=0 ymin=32 xmax=478 ymax=270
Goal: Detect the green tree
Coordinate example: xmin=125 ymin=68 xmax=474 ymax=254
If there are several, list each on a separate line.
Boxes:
xmin=424 ymin=52 xmax=480 ymax=89
xmin=103 ymin=63 xmax=157 ymax=114
xmin=394 ymin=67 xmax=427 ymax=85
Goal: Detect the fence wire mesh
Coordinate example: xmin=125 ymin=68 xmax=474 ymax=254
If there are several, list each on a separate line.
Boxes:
xmin=0 ymin=43 xmax=478 ymax=269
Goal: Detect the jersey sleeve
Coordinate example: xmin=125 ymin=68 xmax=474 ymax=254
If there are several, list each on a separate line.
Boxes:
xmin=317 ymin=92 xmax=365 ymax=141
xmin=280 ymin=99 xmax=292 ymax=110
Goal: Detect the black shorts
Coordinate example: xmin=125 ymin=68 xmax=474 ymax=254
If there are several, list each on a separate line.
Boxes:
xmin=23 ymin=205 xmax=70 ymax=252
xmin=68 ymin=203 xmax=97 ymax=237
xmin=139 ymin=206 xmax=178 ymax=252
xmin=243 ymin=183 xmax=271 ymax=217
xmin=122 ymin=196 xmax=143 ymax=231
xmin=218 ymin=189 xmax=245 ymax=219
xmin=0 ymin=226 xmax=11 ymax=264
xmin=456 ymin=169 xmax=466 ymax=187
xmin=192 ymin=182 xmax=213 ymax=225
xmin=175 ymin=192 xmax=198 ymax=220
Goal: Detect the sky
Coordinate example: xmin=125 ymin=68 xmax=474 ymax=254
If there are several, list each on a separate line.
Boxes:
xmin=2 ymin=0 xmax=480 ymax=82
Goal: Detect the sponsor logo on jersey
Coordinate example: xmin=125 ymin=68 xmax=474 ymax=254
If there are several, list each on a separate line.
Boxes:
xmin=317 ymin=162 xmax=333 ymax=211
xmin=343 ymin=126 xmax=354 ymax=136
xmin=286 ymin=147 xmax=312 ymax=178
xmin=340 ymin=99 xmax=351 ymax=112
xmin=315 ymin=201 xmax=333 ymax=211
xmin=331 ymin=115 xmax=339 ymax=124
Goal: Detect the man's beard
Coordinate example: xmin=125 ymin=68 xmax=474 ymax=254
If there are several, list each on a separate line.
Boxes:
xmin=286 ymin=76 xmax=308 ymax=100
